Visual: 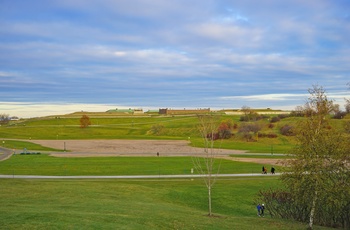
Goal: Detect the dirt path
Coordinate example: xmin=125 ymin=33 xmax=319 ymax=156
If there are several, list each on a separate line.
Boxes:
xmin=0 ymin=147 xmax=13 ymax=161
xmin=28 ymin=139 xmax=279 ymax=165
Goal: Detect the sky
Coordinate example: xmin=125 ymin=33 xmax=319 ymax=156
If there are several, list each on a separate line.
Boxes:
xmin=1 ymin=0 xmax=349 ymax=118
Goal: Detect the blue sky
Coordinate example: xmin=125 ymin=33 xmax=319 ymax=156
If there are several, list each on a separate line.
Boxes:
xmin=1 ymin=0 xmax=349 ymax=117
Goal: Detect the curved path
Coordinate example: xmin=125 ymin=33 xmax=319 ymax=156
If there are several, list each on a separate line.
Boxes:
xmin=0 ymin=147 xmax=13 ymax=161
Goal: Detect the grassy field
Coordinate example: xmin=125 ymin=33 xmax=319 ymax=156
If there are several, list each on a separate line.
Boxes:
xmin=0 ymin=154 xmax=280 ymax=176
xmin=1 ymin=140 xmax=62 ymax=151
xmin=0 ymin=113 xmax=345 ymax=229
xmin=0 ymin=177 xmax=333 ymax=230
xmin=0 ymin=114 xmax=302 ymax=153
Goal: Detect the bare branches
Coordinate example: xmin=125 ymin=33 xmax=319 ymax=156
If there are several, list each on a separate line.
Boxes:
xmin=192 ymin=114 xmax=223 ymax=216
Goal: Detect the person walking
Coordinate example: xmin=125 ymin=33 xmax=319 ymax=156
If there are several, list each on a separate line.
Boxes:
xmin=256 ymin=204 xmax=261 ymax=216
xmin=271 ymin=167 xmax=275 ymax=174
xmin=261 ymin=204 xmax=265 ymax=217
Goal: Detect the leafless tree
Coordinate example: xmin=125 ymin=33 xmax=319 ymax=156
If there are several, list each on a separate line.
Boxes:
xmin=192 ymin=114 xmax=222 ymax=216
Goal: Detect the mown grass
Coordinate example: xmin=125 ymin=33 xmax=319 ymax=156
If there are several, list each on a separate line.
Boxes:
xmin=0 ymin=115 xmax=301 ymax=153
xmin=0 ymin=140 xmax=62 ymax=151
xmin=0 ymin=178 xmax=332 ymax=230
xmin=4 ymin=113 xmax=346 ymax=154
xmin=0 ymin=154 xmax=279 ymax=176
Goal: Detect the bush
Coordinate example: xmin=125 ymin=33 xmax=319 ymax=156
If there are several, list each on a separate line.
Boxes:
xmin=218 ymin=129 xmax=232 ymax=139
xmin=257 ymin=188 xmax=350 ymax=228
xmin=280 ymin=125 xmax=294 ymax=136
xmin=19 ymin=152 xmax=41 ymax=155
xmin=238 ymin=123 xmax=261 ymax=134
xmin=344 ymin=121 xmax=350 ymax=134
xmin=206 ymin=133 xmax=220 ymax=140
xmin=270 ymin=117 xmax=280 ymax=123
xmin=258 ymin=133 xmax=278 ymax=138
xmin=333 ymin=111 xmax=347 ymax=119
xmin=277 ymin=114 xmax=289 ymax=119
xmin=238 ymin=123 xmax=262 ymax=141
xmin=217 ymin=120 xmax=234 ymax=139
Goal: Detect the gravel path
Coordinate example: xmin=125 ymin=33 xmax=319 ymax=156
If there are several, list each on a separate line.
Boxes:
xmin=3 ymin=139 xmax=281 ymax=165
xmin=30 ymin=139 xmax=245 ymax=156
xmin=0 ymin=147 xmax=13 ymax=161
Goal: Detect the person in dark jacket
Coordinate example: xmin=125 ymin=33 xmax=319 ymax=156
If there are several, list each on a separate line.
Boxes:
xmin=257 ymin=204 xmax=261 ymax=216
xmin=271 ymin=167 xmax=275 ymax=174
xmin=261 ymin=204 xmax=265 ymax=216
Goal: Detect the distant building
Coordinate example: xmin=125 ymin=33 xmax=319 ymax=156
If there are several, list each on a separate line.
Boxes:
xmin=106 ymin=108 xmax=144 ymax=114
xmin=159 ymin=108 xmax=210 ymax=115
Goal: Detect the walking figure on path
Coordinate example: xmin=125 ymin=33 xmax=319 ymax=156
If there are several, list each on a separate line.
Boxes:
xmin=257 ymin=204 xmax=261 ymax=216
xmin=271 ymin=167 xmax=275 ymax=174
xmin=261 ymin=204 xmax=265 ymax=217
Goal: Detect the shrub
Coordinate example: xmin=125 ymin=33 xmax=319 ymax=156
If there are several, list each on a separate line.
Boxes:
xmin=270 ymin=117 xmax=280 ymax=123
xmin=218 ymin=130 xmax=232 ymax=139
xmin=268 ymin=123 xmax=274 ymax=129
xmin=277 ymin=114 xmax=289 ymax=119
xmin=206 ymin=132 xmax=220 ymax=140
xmin=218 ymin=120 xmax=233 ymax=139
xmin=333 ymin=111 xmax=347 ymax=119
xmin=258 ymin=133 xmax=277 ymax=138
xmin=280 ymin=125 xmax=295 ymax=136
xmin=238 ymin=123 xmax=262 ymax=141
xmin=344 ymin=121 xmax=350 ymax=133
xmin=239 ymin=123 xmax=261 ymax=134
xmin=257 ymin=188 xmax=350 ymax=228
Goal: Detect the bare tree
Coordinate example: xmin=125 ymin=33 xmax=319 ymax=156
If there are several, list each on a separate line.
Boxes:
xmin=345 ymin=82 xmax=350 ymax=113
xmin=0 ymin=114 xmax=10 ymax=125
xmin=192 ymin=114 xmax=222 ymax=216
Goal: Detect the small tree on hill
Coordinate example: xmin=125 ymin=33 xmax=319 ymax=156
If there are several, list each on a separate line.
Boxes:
xmin=192 ymin=114 xmax=222 ymax=216
xmin=0 ymin=114 xmax=10 ymax=125
xmin=80 ymin=115 xmax=91 ymax=128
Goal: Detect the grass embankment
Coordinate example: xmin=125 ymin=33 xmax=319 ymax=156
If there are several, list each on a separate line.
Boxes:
xmin=0 ymin=154 xmax=282 ymax=176
xmin=0 ymin=140 xmax=62 ymax=151
xmin=0 ymin=178 xmax=332 ymax=229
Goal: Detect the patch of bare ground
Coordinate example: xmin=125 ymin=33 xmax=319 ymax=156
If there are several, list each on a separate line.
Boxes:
xmin=219 ymin=156 xmax=283 ymax=165
xmin=28 ymin=139 xmax=281 ymax=164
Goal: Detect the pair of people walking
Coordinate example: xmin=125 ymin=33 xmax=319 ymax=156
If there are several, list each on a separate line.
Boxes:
xmin=262 ymin=166 xmax=276 ymax=174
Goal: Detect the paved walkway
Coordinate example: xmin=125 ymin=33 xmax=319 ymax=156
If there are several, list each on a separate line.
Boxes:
xmin=0 ymin=173 xmax=280 ymax=179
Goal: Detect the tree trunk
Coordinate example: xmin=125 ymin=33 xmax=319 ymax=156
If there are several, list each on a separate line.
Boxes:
xmin=208 ymin=185 xmax=212 ymax=216
xmin=309 ymin=190 xmax=318 ymax=229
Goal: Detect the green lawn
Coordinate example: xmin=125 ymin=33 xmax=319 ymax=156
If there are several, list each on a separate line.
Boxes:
xmin=0 ymin=178 xmax=332 ymax=230
xmin=1 ymin=140 xmax=63 ymax=151
xmin=0 ymin=154 xmax=273 ymax=176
